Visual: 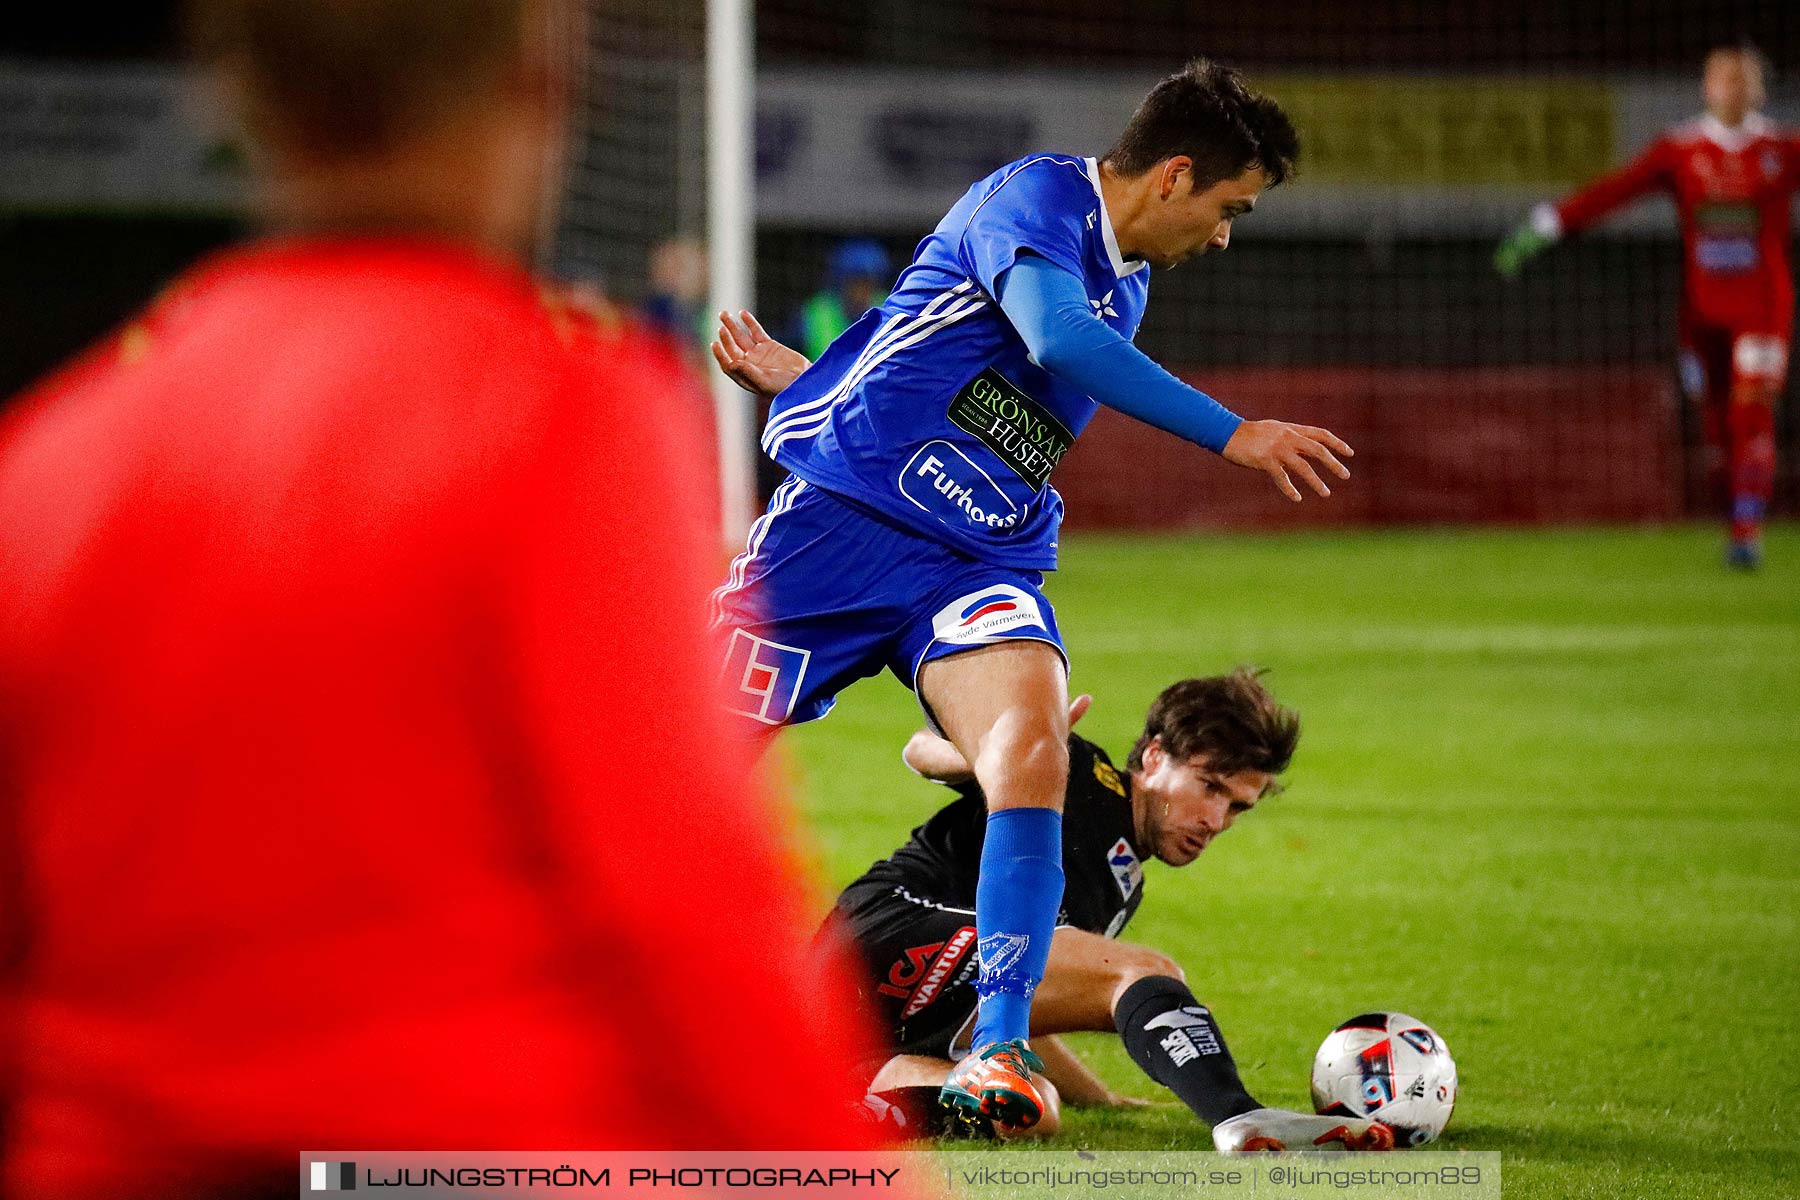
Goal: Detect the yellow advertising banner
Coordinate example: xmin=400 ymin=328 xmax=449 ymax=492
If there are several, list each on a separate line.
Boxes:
xmin=1267 ymin=77 xmax=1616 ymax=186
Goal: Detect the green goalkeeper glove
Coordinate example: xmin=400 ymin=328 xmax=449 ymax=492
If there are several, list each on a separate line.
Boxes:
xmin=1494 ymin=223 xmax=1553 ymax=279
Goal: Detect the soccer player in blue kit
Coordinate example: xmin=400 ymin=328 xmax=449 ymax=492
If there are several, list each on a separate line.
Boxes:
xmin=712 ymin=60 xmax=1352 ymax=1133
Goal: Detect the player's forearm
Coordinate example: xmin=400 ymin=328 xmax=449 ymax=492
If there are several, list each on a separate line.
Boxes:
xmin=1552 ymin=143 xmax=1666 ymax=236
xmin=1050 ymin=332 xmax=1244 ymax=453
xmin=902 ymin=730 xmax=974 ymax=782
xmin=997 ymin=254 xmax=1242 ymax=452
xmin=1031 ymin=1035 xmax=1121 ymax=1107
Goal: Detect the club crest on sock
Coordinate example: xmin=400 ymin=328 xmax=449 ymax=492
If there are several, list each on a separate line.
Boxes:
xmin=977 ymin=932 xmax=1030 ymax=978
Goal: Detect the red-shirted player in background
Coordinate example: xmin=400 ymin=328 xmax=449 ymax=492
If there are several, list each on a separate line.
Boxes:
xmin=1497 ymin=45 xmax=1798 ymax=570
xmin=0 ymin=2 xmax=885 ymax=1197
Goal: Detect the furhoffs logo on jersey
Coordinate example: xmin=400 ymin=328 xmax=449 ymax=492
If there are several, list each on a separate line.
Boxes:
xmin=930 ymin=585 xmax=1045 ymax=647
xmin=899 ymin=441 xmax=1022 ymax=533
xmin=1106 ymin=837 xmax=1143 ymax=900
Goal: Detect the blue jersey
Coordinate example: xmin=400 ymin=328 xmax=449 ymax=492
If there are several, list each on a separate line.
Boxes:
xmin=763 ymin=154 xmax=1150 ymax=569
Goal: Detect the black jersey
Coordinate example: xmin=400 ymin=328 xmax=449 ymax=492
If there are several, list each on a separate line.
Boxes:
xmin=843 ymin=733 xmax=1146 ymax=938
xmin=828 ymin=735 xmax=1148 ymax=1059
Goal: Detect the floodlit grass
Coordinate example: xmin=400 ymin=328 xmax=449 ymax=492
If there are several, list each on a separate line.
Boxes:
xmin=779 ymin=523 xmax=1800 ymax=1199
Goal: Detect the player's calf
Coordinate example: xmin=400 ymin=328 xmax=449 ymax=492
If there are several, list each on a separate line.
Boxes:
xmin=1112 ymin=972 xmax=1395 ymax=1151
xmin=1723 ymin=342 xmax=1782 ymax=565
xmin=1115 ymin=974 xmax=1259 ymax=1126
xmin=923 ymin=644 xmax=1073 ymax=1054
xmin=1105 ymin=944 xmax=1186 ymax=1010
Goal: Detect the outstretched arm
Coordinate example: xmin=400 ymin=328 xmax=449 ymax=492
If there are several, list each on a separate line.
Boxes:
xmin=997 ymin=254 xmax=1352 ymax=501
xmin=901 ymin=728 xmax=975 ymax=783
xmin=1553 ymin=136 xmax=1672 ymax=236
xmin=1497 ymin=137 xmax=1671 ymax=277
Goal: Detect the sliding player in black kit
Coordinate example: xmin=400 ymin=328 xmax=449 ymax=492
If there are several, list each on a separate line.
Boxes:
xmin=822 ymin=671 xmax=1394 ymax=1152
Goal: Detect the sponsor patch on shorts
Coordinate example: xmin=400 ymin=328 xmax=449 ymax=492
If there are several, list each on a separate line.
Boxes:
xmin=1733 ymin=334 xmax=1787 ymax=380
xmin=723 ymin=628 xmax=811 ymax=725
xmin=930 ymin=584 xmax=1047 ymax=646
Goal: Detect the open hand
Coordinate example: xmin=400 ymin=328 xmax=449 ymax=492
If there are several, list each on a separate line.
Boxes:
xmin=1221 ymin=420 xmax=1353 ymax=502
xmin=711 ymin=309 xmax=811 ymax=400
xmin=1494 ymin=224 xmax=1552 ymax=280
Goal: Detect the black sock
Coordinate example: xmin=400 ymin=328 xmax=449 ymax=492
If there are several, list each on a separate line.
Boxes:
xmin=1115 ymin=974 xmax=1261 ymax=1125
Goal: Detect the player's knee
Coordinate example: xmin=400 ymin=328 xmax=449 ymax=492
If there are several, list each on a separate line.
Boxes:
xmin=976 ymin=725 xmax=1068 ymax=807
xmin=1136 ymin=949 xmax=1185 ymax=987
xmin=1107 ymin=943 xmax=1186 ymax=1010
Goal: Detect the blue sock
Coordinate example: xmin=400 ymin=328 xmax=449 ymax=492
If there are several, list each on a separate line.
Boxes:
xmin=969 ymin=806 xmax=1065 ymax=1050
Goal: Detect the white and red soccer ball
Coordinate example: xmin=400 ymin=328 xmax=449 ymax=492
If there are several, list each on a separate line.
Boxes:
xmin=1310 ymin=1012 xmax=1458 ymax=1146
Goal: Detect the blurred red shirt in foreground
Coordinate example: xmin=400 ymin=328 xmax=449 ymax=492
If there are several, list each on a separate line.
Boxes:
xmin=0 ymin=237 xmax=880 ymax=1199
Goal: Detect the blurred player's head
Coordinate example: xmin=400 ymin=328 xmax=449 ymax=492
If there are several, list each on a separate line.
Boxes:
xmin=1125 ymin=669 xmax=1299 ymax=866
xmin=829 ymin=238 xmax=892 ymax=312
xmin=1100 ymin=59 xmax=1299 ymax=268
xmin=1703 ymin=44 xmax=1766 ymax=127
xmin=190 ymin=0 xmax=574 ymax=258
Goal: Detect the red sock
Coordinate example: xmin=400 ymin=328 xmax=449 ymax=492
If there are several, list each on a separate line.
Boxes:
xmin=1726 ymin=391 xmax=1775 ymax=544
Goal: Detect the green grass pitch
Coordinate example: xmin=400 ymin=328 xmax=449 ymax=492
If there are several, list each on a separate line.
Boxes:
xmin=778 ymin=524 xmax=1799 ymax=1199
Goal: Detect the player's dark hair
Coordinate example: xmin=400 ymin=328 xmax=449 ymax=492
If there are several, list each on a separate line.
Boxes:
xmin=189 ymin=0 xmax=545 ymax=157
xmin=1103 ymin=59 xmax=1299 ymax=190
xmin=1126 ymin=668 xmax=1299 ymax=778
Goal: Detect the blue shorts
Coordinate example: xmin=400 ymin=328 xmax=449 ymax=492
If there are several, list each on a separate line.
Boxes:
xmin=712 ymin=477 xmax=1067 ymax=727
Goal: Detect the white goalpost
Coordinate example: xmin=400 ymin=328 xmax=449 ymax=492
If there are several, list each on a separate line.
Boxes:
xmin=556 ymin=0 xmax=758 ymax=550
xmin=706 ymin=0 xmax=757 ymax=548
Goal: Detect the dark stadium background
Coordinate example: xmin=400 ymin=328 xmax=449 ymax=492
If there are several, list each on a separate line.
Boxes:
xmin=3 ymin=1 xmax=1794 ymax=524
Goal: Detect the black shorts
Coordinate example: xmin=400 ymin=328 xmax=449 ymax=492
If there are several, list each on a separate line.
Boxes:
xmin=824 ymin=881 xmax=984 ymax=1061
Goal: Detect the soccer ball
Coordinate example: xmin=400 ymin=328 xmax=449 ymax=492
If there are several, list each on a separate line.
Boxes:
xmin=1310 ymin=1012 xmax=1457 ymax=1147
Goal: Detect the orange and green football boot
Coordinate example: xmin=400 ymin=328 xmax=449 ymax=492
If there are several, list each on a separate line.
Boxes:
xmin=939 ymin=1038 xmax=1046 ymax=1133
